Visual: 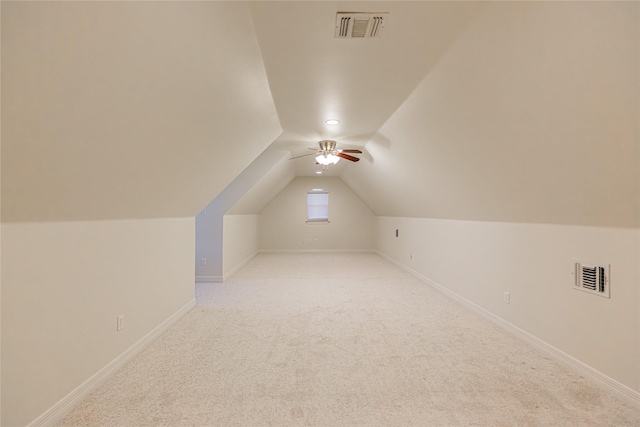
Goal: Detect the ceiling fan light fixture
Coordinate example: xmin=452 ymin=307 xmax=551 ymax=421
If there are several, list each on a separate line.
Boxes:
xmin=315 ymin=154 xmax=340 ymax=165
xmin=325 ymin=119 xmax=340 ymax=125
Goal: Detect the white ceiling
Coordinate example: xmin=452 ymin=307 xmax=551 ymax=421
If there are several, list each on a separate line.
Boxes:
xmin=2 ymin=1 xmax=638 ymax=227
xmin=339 ymin=1 xmax=639 ymax=227
xmin=249 ymin=1 xmax=482 ymax=176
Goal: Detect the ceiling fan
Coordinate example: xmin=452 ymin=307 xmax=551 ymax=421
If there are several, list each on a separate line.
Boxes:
xmin=289 ymin=140 xmax=362 ymax=167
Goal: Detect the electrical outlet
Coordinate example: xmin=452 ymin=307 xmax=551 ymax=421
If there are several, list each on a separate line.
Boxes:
xmin=503 ymin=292 xmax=510 ymax=304
xmin=116 ymin=315 xmax=124 ymax=331
xmin=201 ymin=258 xmax=207 ymax=266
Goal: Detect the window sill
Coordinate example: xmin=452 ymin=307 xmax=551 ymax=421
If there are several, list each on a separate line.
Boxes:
xmin=306 ymin=220 xmax=330 ymax=224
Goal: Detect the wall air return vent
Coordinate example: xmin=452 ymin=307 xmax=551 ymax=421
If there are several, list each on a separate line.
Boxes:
xmin=573 ymin=261 xmax=610 ymax=298
xmin=335 ymin=13 xmax=388 ymax=39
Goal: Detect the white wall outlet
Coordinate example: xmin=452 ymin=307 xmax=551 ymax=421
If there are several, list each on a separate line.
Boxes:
xmin=116 ymin=315 xmax=124 ymax=331
xmin=201 ymin=258 xmax=207 ymax=266
xmin=503 ymin=292 xmax=510 ymax=304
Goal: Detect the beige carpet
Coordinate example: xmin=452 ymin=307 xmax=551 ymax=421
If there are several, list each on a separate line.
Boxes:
xmin=59 ymin=253 xmax=640 ymax=426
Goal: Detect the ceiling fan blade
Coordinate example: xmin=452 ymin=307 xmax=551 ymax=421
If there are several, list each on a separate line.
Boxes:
xmin=289 ymin=152 xmax=317 ymax=160
xmin=340 ymin=149 xmax=363 ymax=154
xmin=337 ymin=152 xmax=360 ymax=162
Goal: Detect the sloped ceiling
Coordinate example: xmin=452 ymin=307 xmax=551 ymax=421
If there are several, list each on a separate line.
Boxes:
xmin=250 ymin=1 xmax=482 ymax=174
xmin=3 ymin=2 xmax=638 ymax=228
xmin=227 ymin=152 xmax=295 ymax=215
xmin=2 ymin=1 xmax=281 ymax=222
xmin=208 ymin=146 xmax=294 ymax=216
xmin=341 ymin=1 xmax=639 ymax=228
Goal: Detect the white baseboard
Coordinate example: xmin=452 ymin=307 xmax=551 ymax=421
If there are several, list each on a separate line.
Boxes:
xmin=258 ymin=248 xmax=376 ymax=254
xmin=195 ymin=275 xmax=222 ymax=283
xmin=223 ymin=251 xmax=258 ymax=281
xmin=376 ymin=251 xmax=640 ymax=410
xmin=28 ymin=299 xmax=197 ymax=427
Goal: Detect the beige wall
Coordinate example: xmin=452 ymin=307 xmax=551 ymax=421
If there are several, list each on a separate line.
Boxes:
xmin=223 ymin=215 xmax=259 ymax=278
xmin=1 ymin=218 xmax=195 ymax=426
xmin=195 ymin=149 xmax=293 ymax=281
xmin=377 ymin=216 xmax=640 ymax=393
xmin=259 ymin=177 xmax=375 ymax=251
xmin=195 ymin=208 xmax=223 ymax=280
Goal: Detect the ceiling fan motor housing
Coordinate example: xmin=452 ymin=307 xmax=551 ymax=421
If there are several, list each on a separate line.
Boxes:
xmin=319 ymin=140 xmax=337 ymax=152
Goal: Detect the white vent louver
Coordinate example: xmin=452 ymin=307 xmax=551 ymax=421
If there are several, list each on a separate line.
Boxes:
xmin=574 ymin=261 xmax=610 ymax=298
xmin=335 ymin=13 xmax=388 ymax=39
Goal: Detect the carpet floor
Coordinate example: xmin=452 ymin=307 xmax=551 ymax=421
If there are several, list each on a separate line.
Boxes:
xmin=58 ymin=253 xmax=640 ymax=426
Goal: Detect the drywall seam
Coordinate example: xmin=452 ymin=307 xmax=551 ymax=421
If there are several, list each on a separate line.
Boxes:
xmin=377 ymin=251 xmax=640 ymax=410
xmin=26 ymin=299 xmax=196 ymax=427
xmin=195 ymin=276 xmax=223 ymax=283
xmin=223 ymin=251 xmax=258 ymax=282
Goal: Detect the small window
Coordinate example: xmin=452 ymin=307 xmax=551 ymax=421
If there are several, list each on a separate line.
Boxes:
xmin=307 ymin=189 xmax=329 ymax=222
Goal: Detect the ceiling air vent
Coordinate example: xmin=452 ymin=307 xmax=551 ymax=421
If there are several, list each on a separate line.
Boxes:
xmin=335 ymin=13 xmax=388 ymax=39
xmin=573 ymin=261 xmax=610 ymax=298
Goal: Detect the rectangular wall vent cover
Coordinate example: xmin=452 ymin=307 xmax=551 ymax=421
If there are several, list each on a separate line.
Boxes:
xmin=335 ymin=13 xmax=388 ymax=39
xmin=573 ymin=261 xmax=610 ymax=298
